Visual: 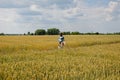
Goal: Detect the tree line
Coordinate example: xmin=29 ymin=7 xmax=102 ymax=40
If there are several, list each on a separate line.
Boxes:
xmin=0 ymin=28 xmax=120 ymax=36
xmin=31 ymin=28 xmax=60 ymax=35
xmin=27 ymin=28 xmax=120 ymax=35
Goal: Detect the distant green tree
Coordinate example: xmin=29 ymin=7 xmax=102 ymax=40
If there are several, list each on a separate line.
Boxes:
xmin=47 ymin=28 xmax=60 ymax=35
xmin=0 ymin=33 xmax=4 ymax=36
xmin=71 ymin=32 xmax=80 ymax=35
xmin=35 ymin=29 xmax=46 ymax=35
xmin=30 ymin=33 xmax=34 ymax=35
xmin=28 ymin=32 xmax=31 ymax=35
xmin=95 ymin=32 xmax=99 ymax=35
xmin=85 ymin=32 xmax=92 ymax=35
xmin=114 ymin=32 xmax=120 ymax=35
xmin=63 ymin=32 xmax=71 ymax=35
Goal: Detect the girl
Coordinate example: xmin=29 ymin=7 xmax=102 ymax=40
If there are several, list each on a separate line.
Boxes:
xmin=58 ymin=33 xmax=65 ymax=48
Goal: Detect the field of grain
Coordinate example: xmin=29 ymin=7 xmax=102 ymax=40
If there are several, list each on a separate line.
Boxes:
xmin=0 ymin=35 xmax=120 ymax=80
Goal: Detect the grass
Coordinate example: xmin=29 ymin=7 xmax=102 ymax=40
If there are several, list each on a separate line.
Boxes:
xmin=0 ymin=35 xmax=120 ymax=80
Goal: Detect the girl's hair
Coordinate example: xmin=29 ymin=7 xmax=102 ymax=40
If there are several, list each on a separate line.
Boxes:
xmin=60 ymin=33 xmax=63 ymax=36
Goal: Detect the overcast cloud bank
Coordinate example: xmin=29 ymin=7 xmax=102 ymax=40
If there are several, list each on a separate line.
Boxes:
xmin=0 ymin=0 xmax=120 ymax=33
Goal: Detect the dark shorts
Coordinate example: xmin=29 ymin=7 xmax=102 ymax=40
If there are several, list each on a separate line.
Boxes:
xmin=59 ymin=41 xmax=64 ymax=45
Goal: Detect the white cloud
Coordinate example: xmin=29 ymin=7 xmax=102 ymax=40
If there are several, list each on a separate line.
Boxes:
xmin=0 ymin=8 xmax=20 ymax=23
xmin=105 ymin=1 xmax=120 ymax=21
xmin=0 ymin=0 xmax=120 ymax=33
xmin=105 ymin=15 xmax=113 ymax=21
xmin=107 ymin=1 xmax=118 ymax=12
xmin=30 ymin=4 xmax=39 ymax=11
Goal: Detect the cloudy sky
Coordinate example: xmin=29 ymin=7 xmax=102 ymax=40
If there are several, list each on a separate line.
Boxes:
xmin=0 ymin=0 xmax=120 ymax=34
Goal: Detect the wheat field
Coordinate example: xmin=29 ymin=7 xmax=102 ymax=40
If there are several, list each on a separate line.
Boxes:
xmin=0 ymin=35 xmax=120 ymax=80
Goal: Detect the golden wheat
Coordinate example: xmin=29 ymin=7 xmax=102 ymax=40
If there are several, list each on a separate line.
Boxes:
xmin=0 ymin=35 xmax=120 ymax=80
